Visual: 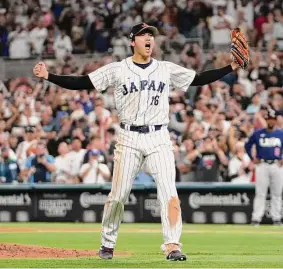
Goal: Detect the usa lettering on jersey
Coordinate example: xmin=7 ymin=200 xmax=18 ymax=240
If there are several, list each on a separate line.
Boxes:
xmin=259 ymin=137 xmax=282 ymax=148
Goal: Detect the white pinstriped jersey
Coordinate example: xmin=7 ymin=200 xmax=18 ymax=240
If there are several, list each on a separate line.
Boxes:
xmin=88 ymin=57 xmax=196 ymax=126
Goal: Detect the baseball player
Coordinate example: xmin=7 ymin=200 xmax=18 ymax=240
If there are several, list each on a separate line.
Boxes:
xmin=245 ymin=109 xmax=283 ymax=226
xmin=33 ymin=23 xmax=246 ymax=261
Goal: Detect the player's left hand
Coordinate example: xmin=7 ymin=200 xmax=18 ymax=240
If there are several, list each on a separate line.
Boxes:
xmin=230 ymin=28 xmax=249 ymax=69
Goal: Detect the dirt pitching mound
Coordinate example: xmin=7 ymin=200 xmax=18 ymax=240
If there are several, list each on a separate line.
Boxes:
xmin=0 ymin=243 xmax=130 ymax=258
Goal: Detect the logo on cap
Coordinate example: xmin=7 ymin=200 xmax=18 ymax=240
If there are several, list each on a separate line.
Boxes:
xmin=142 ymin=23 xmax=149 ymax=28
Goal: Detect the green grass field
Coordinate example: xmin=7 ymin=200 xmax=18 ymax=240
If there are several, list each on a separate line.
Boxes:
xmin=0 ymin=223 xmax=282 ymax=268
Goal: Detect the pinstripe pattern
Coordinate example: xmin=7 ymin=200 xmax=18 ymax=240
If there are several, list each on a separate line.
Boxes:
xmin=252 ymin=163 xmax=283 ymax=222
xmin=101 ymin=129 xmax=142 ymax=248
xmin=94 ymin=57 xmax=195 ymax=250
xmin=88 ymin=58 xmax=195 ymax=126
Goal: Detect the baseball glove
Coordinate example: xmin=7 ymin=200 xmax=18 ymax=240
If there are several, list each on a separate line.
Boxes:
xmin=230 ymin=28 xmax=249 ymax=69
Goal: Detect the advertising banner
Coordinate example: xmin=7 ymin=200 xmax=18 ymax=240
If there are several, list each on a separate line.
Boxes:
xmin=0 ymin=185 xmax=281 ymax=224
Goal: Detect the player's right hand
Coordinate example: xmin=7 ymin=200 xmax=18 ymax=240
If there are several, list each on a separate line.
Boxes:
xmin=33 ymin=62 xmax=48 ymax=79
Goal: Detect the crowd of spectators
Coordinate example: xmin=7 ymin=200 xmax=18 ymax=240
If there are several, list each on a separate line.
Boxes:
xmin=0 ymin=0 xmax=282 ymax=59
xmin=0 ymin=0 xmax=282 ymax=184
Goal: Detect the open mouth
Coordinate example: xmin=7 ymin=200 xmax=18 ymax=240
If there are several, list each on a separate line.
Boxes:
xmin=145 ymin=43 xmax=151 ymax=49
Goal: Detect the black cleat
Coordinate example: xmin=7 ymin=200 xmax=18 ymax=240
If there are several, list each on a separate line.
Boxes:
xmin=273 ymin=221 xmax=282 ymax=226
xmin=98 ymin=246 xmax=114 ymax=260
xmin=166 ymin=250 xmax=187 ymax=261
xmin=251 ymin=221 xmax=260 ymax=227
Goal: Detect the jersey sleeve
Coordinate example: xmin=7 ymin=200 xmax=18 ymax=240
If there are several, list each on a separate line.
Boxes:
xmin=244 ymin=132 xmax=256 ymax=160
xmin=88 ymin=62 xmax=120 ymax=92
xmin=166 ymin=61 xmax=196 ymax=92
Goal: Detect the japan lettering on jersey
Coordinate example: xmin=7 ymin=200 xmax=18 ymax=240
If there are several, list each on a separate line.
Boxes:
xmin=88 ymin=57 xmax=196 ymax=126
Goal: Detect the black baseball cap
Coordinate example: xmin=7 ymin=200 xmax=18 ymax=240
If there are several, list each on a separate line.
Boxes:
xmin=264 ymin=109 xmax=277 ymax=119
xmin=129 ymin=23 xmax=159 ymax=41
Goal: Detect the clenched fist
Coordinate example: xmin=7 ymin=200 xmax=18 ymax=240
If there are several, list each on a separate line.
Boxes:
xmin=33 ymin=62 xmax=48 ymax=79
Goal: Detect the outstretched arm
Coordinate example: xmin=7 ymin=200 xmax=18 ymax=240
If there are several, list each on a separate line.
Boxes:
xmin=33 ymin=62 xmax=94 ymax=90
xmin=191 ymin=62 xmax=238 ymax=86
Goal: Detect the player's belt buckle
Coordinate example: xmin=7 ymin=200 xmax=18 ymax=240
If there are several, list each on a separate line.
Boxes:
xmin=137 ymin=126 xmax=149 ymax=133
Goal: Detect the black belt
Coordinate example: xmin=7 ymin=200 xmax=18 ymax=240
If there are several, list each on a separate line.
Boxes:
xmin=120 ymin=123 xmax=162 ymax=133
xmin=260 ymin=159 xmax=279 ymax=164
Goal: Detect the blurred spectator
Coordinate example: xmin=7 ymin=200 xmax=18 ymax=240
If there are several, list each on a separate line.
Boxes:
xmin=176 ymin=135 xmax=196 ymax=182
xmin=88 ymin=96 xmax=111 ymax=129
xmin=262 ymin=12 xmax=274 ymax=49
xmin=0 ymin=9 xmax=8 ymax=57
xmin=8 ymin=23 xmax=33 ymax=59
xmin=71 ymin=16 xmax=87 ymax=54
xmin=18 ymin=106 xmax=40 ymax=127
xmin=254 ymin=4 xmax=269 ymax=47
xmin=0 ymin=146 xmax=19 ymax=183
xmin=209 ymin=4 xmax=234 ymax=50
xmin=40 ymin=109 xmax=55 ymax=132
xmin=67 ymin=137 xmax=86 ymax=181
xmin=228 ymin=141 xmax=252 ymax=184
xmin=57 ymin=115 xmax=72 ymax=145
xmin=70 ymin=100 xmax=85 ymax=121
xmin=78 ymin=90 xmax=94 ymax=115
xmin=269 ymin=9 xmax=283 ymax=52
xmin=42 ymin=25 xmax=55 ymax=57
xmin=8 ymin=134 xmax=19 ymax=153
xmin=119 ymin=8 xmax=142 ymax=34
xmin=93 ymin=19 xmax=111 ymax=53
xmin=29 ymin=19 xmax=47 ymax=55
xmin=143 ymin=0 xmax=165 ymax=18
xmin=72 ymin=127 xmax=88 ymax=148
xmin=161 ymin=24 xmax=187 ymax=63
xmin=54 ymin=28 xmax=72 ymax=60
xmin=187 ymin=136 xmax=228 ymax=182
xmin=54 ymin=142 xmax=72 ymax=184
xmin=16 ymin=126 xmax=37 ymax=169
xmin=83 ymin=135 xmax=107 ymax=165
xmin=22 ymin=142 xmax=55 ymax=183
xmin=79 ymin=149 xmax=111 ymax=184
xmin=44 ymin=128 xmax=58 ymax=157
xmin=111 ymin=30 xmax=130 ymax=59
xmin=189 ymin=18 xmax=210 ymax=49
xmin=246 ymin=92 xmax=261 ymax=115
